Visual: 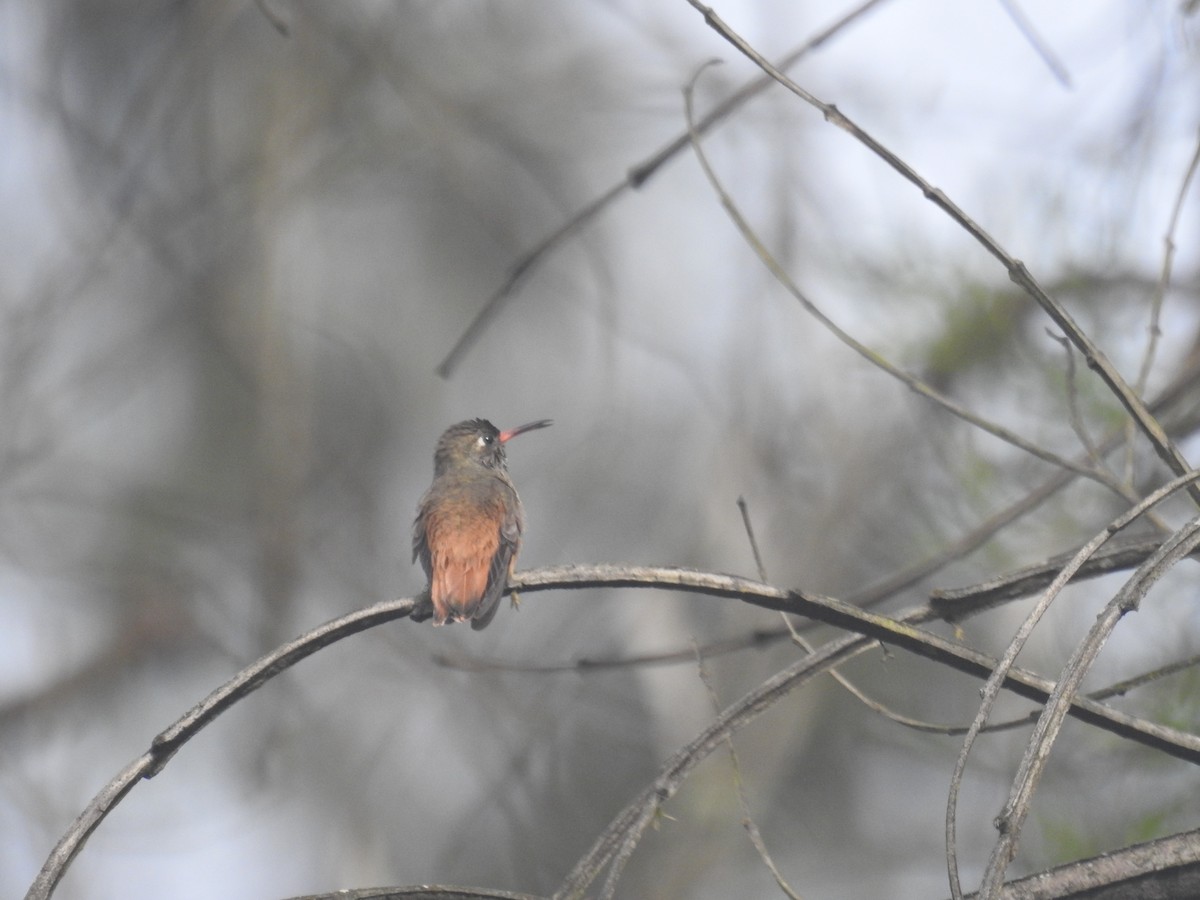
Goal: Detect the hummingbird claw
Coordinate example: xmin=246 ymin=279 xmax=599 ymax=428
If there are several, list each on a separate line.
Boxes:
xmin=410 ymin=588 xmax=435 ymax=623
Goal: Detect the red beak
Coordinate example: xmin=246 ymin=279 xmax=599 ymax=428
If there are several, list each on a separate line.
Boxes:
xmin=498 ymin=419 xmax=553 ymax=443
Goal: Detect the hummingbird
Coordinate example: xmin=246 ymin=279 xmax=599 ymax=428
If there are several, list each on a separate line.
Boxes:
xmin=412 ymin=418 xmax=552 ymax=629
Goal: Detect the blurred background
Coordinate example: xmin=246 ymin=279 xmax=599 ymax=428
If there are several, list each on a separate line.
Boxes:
xmin=2 ymin=1 xmax=1199 ymax=897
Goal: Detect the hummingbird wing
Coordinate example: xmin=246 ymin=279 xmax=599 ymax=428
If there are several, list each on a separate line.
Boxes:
xmin=412 ymin=492 xmax=433 ymax=575
xmin=471 ymin=480 xmax=524 ymax=631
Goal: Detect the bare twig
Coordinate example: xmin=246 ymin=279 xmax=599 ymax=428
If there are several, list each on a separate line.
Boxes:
xmin=283 ymin=887 xmax=548 ymax=900
xmin=995 ymin=0 xmax=1072 ymax=87
xmin=544 ymin=566 xmax=1200 ymax=898
xmin=930 ymin=534 xmax=1199 ymax=619
xmin=433 ymin=628 xmax=789 ymax=673
xmin=510 ymin=569 xmax=1200 ymax=766
xmin=695 ymin=641 xmax=804 ymax=900
xmin=787 ymin=613 xmax=970 ymax=735
xmin=440 ymin=531 xmax=1200 ymax=679
xmin=955 ymin=826 xmax=1200 ymax=900
xmin=859 ymin=355 xmax=1200 ymax=611
xmin=434 ymin=0 xmax=894 ymax=377
xmin=683 ymin=0 xmax=1198 ymax=502
xmin=29 ymin=564 xmax=1200 ymax=900
xmin=726 ymin=490 xmax=954 ymax=743
xmin=946 ymin=468 xmax=1200 ymax=900
xmin=1097 ymin=651 xmax=1200 ymax=700
xmin=1047 ymin=329 xmax=1103 ymax=465
xmin=737 ymin=495 xmax=769 ymax=583
xmin=254 ymin=0 xmax=290 ymax=36
xmin=682 ymin=63 xmax=1137 ymax=496
xmin=595 ymin=800 xmax=659 ymax=900
xmin=978 ymin=513 xmax=1200 ymax=897
xmin=1127 ymin=132 xmax=1200 ymax=483
xmin=1045 ymin=329 xmax=1169 ymax=529
xmin=965 ymin=651 xmax=1200 ymax=739
xmin=732 ymin=499 xmax=809 ymax=897
xmin=552 ymin=631 xmax=873 ymax=899
xmin=1134 ymin=131 xmax=1200 ymax=399
xmin=742 ymin=494 xmax=953 ymax=736
xmin=24 ymin=595 xmax=422 ymax=900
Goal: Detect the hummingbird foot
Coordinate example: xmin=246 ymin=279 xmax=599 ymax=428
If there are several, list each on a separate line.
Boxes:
xmin=410 ymin=588 xmax=435 ymax=623
xmin=509 ymin=589 xmax=522 ymax=611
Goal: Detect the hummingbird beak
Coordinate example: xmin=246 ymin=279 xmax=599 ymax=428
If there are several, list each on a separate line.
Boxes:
xmin=498 ymin=419 xmax=553 ymax=443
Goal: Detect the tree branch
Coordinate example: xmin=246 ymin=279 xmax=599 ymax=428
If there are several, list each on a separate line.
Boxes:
xmin=683 ymin=0 xmax=1199 ymax=501
xmin=682 ymin=64 xmax=1121 ymax=492
xmin=930 ymin=535 xmax=1200 ymax=619
xmin=946 ymin=468 xmax=1200 ymax=900
xmin=27 ymin=563 xmax=1200 ymax=900
xmin=434 ymin=0 xmax=894 ymax=377
xmin=979 ymin=514 xmax=1200 ymax=896
xmin=284 ymin=888 xmax=548 ymax=900
xmin=955 ymin=826 xmax=1200 ymax=899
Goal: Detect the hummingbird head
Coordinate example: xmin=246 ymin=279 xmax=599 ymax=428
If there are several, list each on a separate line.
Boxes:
xmin=432 ymin=418 xmax=552 ymax=476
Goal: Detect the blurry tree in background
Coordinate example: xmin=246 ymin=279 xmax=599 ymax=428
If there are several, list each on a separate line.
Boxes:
xmin=2 ymin=1 xmax=1200 ymax=898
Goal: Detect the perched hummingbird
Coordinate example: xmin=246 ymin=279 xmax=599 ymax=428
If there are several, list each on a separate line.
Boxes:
xmin=412 ymin=418 xmax=552 ymax=629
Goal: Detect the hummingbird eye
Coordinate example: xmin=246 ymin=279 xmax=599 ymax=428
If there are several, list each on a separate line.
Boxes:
xmin=478 ymin=434 xmax=494 ymax=447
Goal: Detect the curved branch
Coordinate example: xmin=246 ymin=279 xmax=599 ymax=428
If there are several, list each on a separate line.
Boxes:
xmin=682 ymin=66 xmax=1119 ymax=492
xmin=1134 ymin=131 xmax=1200 ymax=399
xmin=979 ymin=514 xmax=1200 ymax=896
xmin=27 ymin=565 xmax=1200 ymax=900
xmin=434 ymin=0 xmax=894 ymax=377
xmin=283 ymin=887 xmax=547 ymax=900
xmin=946 ymin=468 xmax=1200 ymax=899
xmin=523 ymin=570 xmax=1200 ymax=896
xmin=24 ymin=596 xmax=421 ymax=900
xmin=553 ymin=627 xmax=874 ymax=899
xmin=544 ymin=561 xmax=1200 ymax=898
xmin=684 ymin=0 xmax=1198 ymax=501
xmin=952 ymin=826 xmax=1200 ymax=900
xmin=930 ymin=534 xmax=1200 ymax=619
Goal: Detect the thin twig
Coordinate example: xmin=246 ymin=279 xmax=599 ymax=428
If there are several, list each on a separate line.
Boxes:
xmin=254 ymin=0 xmax=290 ymax=36
xmin=552 ymin=632 xmax=873 ymax=899
xmin=741 ymin=494 xmax=953 ymax=736
xmin=544 ymin=568 xmax=1200 ymax=898
xmin=1046 ymin=329 xmax=1103 ymax=466
xmin=509 ymin=568 xmax=1200 ymax=766
xmin=930 ymin=534 xmax=1198 ymax=619
xmin=440 ymin=524 xmax=1200 ymax=679
xmin=29 ymin=565 xmax=1200 ymax=900
xmin=785 ymin=614 xmax=968 ymax=735
xmin=979 ymin=514 xmax=1200 ymax=897
xmin=683 ymin=0 xmax=1199 ymax=503
xmin=960 ymin=826 xmax=1200 ymax=899
xmin=737 ymin=495 xmax=769 ymax=583
xmin=994 ymin=0 xmax=1072 ymax=87
xmin=1127 ymin=132 xmax=1200 ymax=483
xmin=1134 ymin=131 xmax=1200 ymax=399
xmin=965 ymin=651 xmax=1200 ymax=738
xmin=858 ymin=355 xmax=1200 ymax=611
xmin=682 ymin=62 xmax=1138 ymax=497
xmin=1097 ymin=651 xmax=1200 ymax=700
xmin=24 ymin=595 xmax=423 ymax=900
xmin=1045 ymin=328 xmax=1170 ymax=529
xmin=945 ymin=468 xmax=1200 ymax=900
xmin=595 ymin=801 xmax=659 ymax=900
xmin=432 ymin=628 xmax=789 ymax=673
xmin=283 ymin=887 xmax=548 ymax=900
xmin=434 ymin=0 xmax=895 ymax=377
xmin=695 ymin=640 xmax=804 ymax=900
